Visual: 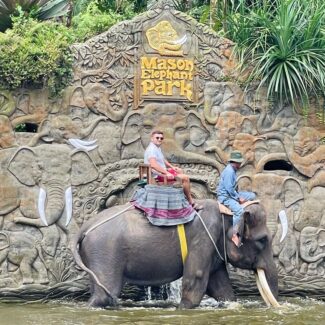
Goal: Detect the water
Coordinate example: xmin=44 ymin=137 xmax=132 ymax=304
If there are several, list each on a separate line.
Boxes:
xmin=0 ymin=297 xmax=324 ymax=325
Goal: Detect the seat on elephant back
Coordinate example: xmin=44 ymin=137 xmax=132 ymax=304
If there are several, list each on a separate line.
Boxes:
xmin=138 ymin=163 xmax=182 ymax=187
xmin=218 ymin=200 xmax=260 ymax=215
xmin=131 ymin=184 xmax=196 ymax=226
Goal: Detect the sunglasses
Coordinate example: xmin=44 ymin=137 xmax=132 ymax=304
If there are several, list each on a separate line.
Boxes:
xmin=155 ymin=136 xmax=164 ymax=140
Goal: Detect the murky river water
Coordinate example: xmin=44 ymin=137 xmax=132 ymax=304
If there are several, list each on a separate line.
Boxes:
xmin=1 ymin=297 xmax=325 ymax=325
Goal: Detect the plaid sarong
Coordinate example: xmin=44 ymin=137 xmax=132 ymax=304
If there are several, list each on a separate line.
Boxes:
xmin=131 ymin=185 xmax=196 ymax=226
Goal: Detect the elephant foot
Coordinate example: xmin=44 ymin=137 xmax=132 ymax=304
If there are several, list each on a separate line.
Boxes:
xmin=39 ymin=277 xmax=49 ymax=285
xmin=179 ymin=298 xmax=197 ymax=309
xmin=88 ymin=294 xmax=118 ymax=308
xmin=22 ymin=277 xmax=34 ymax=285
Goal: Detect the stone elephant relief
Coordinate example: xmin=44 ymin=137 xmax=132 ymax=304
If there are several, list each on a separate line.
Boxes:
xmin=121 ymin=103 xmax=217 ymax=168
xmin=264 ymin=127 xmax=325 ymax=178
xmin=299 ymin=227 xmax=325 ymax=276
xmin=84 ymin=83 xmax=129 ymax=122
xmin=73 ymin=201 xmax=279 ymax=308
xmin=203 ymin=82 xmax=258 ymax=125
xmin=7 ymin=144 xmax=99 ymax=228
xmin=0 ymin=230 xmax=49 ymax=285
xmin=238 ymin=173 xmax=303 ymax=274
xmin=294 ymin=186 xmax=325 ymax=232
xmin=206 ymin=132 xmax=265 ymax=169
xmin=29 ymin=114 xmax=106 ymax=151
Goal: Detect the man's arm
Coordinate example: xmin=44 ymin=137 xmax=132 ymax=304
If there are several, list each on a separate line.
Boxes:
xmin=223 ymin=168 xmax=241 ymax=201
xmin=149 ymin=158 xmax=174 ymax=177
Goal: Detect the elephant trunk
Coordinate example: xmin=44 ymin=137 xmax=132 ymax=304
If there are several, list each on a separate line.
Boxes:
xmin=164 ymin=142 xmax=220 ymax=172
xmin=38 ymin=181 xmax=72 ymax=226
xmin=300 ymin=250 xmax=325 ymax=263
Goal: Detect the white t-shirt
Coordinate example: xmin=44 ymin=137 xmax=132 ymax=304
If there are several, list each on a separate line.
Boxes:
xmin=144 ymin=142 xmax=166 ymax=176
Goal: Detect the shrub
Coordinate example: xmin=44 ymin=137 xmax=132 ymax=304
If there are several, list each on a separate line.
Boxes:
xmin=0 ymin=8 xmax=74 ymax=97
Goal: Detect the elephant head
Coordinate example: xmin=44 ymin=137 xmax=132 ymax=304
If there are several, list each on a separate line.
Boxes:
xmin=29 ymin=114 xmax=105 ymax=150
xmin=8 ymin=144 xmax=98 ymax=227
xmin=224 ymin=203 xmax=279 ymax=306
xmin=213 ymin=111 xmax=257 ymax=150
xmin=146 ymin=20 xmax=187 ymax=56
xmin=299 ymin=227 xmax=325 ymax=263
xmin=121 ymin=103 xmax=217 ymax=167
xmin=84 ymin=83 xmax=129 ymax=122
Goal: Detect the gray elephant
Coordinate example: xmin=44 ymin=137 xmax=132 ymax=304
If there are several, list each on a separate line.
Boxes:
xmin=73 ymin=200 xmax=279 ymax=308
xmin=0 ymin=230 xmax=48 ymax=285
xmin=7 ymin=144 xmax=98 ymax=228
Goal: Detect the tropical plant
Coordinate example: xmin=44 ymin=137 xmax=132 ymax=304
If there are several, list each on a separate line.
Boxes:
xmin=71 ymin=1 xmax=133 ymax=41
xmin=0 ymin=0 xmax=70 ymax=31
xmin=0 ymin=8 xmax=74 ymax=96
xmin=224 ymin=0 xmax=325 ymax=108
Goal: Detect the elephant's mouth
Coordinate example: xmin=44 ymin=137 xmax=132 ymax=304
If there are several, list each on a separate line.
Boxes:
xmin=255 ymin=268 xmax=280 ymax=307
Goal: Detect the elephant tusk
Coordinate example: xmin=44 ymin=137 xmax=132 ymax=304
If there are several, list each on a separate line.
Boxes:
xmin=255 ymin=273 xmax=271 ymax=307
xmin=64 ymin=187 xmax=73 ymax=226
xmin=256 ymin=268 xmax=280 ymax=307
xmin=72 ymin=138 xmax=97 ymax=146
xmin=172 ymin=35 xmax=187 ymax=45
xmin=278 ymin=210 xmax=288 ymax=243
xmin=38 ymin=188 xmax=48 ymax=226
xmin=68 ymin=138 xmax=98 ymax=151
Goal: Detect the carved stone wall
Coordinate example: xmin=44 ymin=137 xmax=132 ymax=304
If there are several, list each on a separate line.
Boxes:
xmin=0 ymin=0 xmax=324 ymax=299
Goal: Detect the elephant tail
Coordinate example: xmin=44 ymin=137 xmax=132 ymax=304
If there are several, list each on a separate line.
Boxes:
xmin=72 ymin=232 xmax=114 ymax=299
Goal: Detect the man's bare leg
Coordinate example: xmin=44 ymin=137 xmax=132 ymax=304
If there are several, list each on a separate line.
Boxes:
xmin=175 ymin=173 xmax=193 ymax=203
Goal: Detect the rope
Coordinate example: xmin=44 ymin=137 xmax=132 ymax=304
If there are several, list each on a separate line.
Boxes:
xmin=83 ymin=204 xmax=134 ymax=237
xmin=194 ymin=210 xmax=226 ymax=262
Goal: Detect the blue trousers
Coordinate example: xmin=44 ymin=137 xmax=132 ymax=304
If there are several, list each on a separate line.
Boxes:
xmin=219 ymin=191 xmax=256 ymax=229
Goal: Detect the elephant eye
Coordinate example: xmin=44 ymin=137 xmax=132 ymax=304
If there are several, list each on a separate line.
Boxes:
xmin=255 ymin=235 xmax=268 ymax=251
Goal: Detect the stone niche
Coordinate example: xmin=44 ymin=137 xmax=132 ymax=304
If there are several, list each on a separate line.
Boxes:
xmin=0 ymin=0 xmax=325 ymax=300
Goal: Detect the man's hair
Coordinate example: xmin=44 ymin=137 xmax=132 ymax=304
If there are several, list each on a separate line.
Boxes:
xmin=151 ymin=130 xmax=164 ymax=136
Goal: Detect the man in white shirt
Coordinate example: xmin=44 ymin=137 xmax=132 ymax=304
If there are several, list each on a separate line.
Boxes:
xmin=144 ymin=130 xmax=201 ymax=209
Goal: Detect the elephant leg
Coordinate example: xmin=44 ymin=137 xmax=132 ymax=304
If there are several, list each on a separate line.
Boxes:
xmin=88 ymin=264 xmax=124 ymax=308
xmin=206 ymin=264 xmax=235 ymax=301
xmin=14 ymin=216 xmax=45 ymax=227
xmin=179 ymin=255 xmax=211 ymax=309
xmin=33 ymin=259 xmax=49 ymax=284
xmin=20 ymin=255 xmax=36 ymax=284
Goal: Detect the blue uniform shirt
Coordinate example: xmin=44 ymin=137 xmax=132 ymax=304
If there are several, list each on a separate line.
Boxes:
xmin=217 ymin=164 xmax=240 ymax=202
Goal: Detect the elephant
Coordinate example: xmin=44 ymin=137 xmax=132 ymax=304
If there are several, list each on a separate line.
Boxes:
xmin=84 ymin=83 xmax=129 ymax=122
xmin=264 ymin=127 xmax=325 ymax=178
xmin=0 ymin=230 xmax=49 ymax=285
xmin=7 ymin=144 xmax=99 ymax=228
xmin=28 ymin=114 xmax=106 ymax=150
xmin=73 ymin=200 xmax=279 ymax=308
xmin=203 ymin=82 xmax=258 ymax=126
xmin=121 ymin=103 xmax=217 ymax=168
xmin=299 ymin=226 xmax=325 ymax=276
xmin=145 ymin=20 xmax=187 ymax=56
xmin=206 ymin=133 xmax=265 ymax=168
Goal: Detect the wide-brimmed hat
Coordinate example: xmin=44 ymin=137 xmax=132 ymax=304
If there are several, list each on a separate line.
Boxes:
xmin=228 ymin=151 xmax=244 ymax=163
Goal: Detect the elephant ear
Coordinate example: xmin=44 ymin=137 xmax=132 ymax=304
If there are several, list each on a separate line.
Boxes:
xmin=8 ymin=147 xmax=39 ymax=186
xmin=121 ymin=111 xmax=143 ymax=145
xmin=38 ymin=118 xmax=54 ymax=142
xmin=70 ymin=150 xmax=99 ymax=186
xmin=187 ymin=112 xmax=209 ymax=146
xmin=0 ymin=231 xmax=9 ymax=250
xmin=283 ymin=178 xmax=304 ymax=208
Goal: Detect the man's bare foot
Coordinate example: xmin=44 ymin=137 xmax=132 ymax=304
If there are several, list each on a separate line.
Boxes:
xmin=232 ymin=233 xmax=243 ymax=247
